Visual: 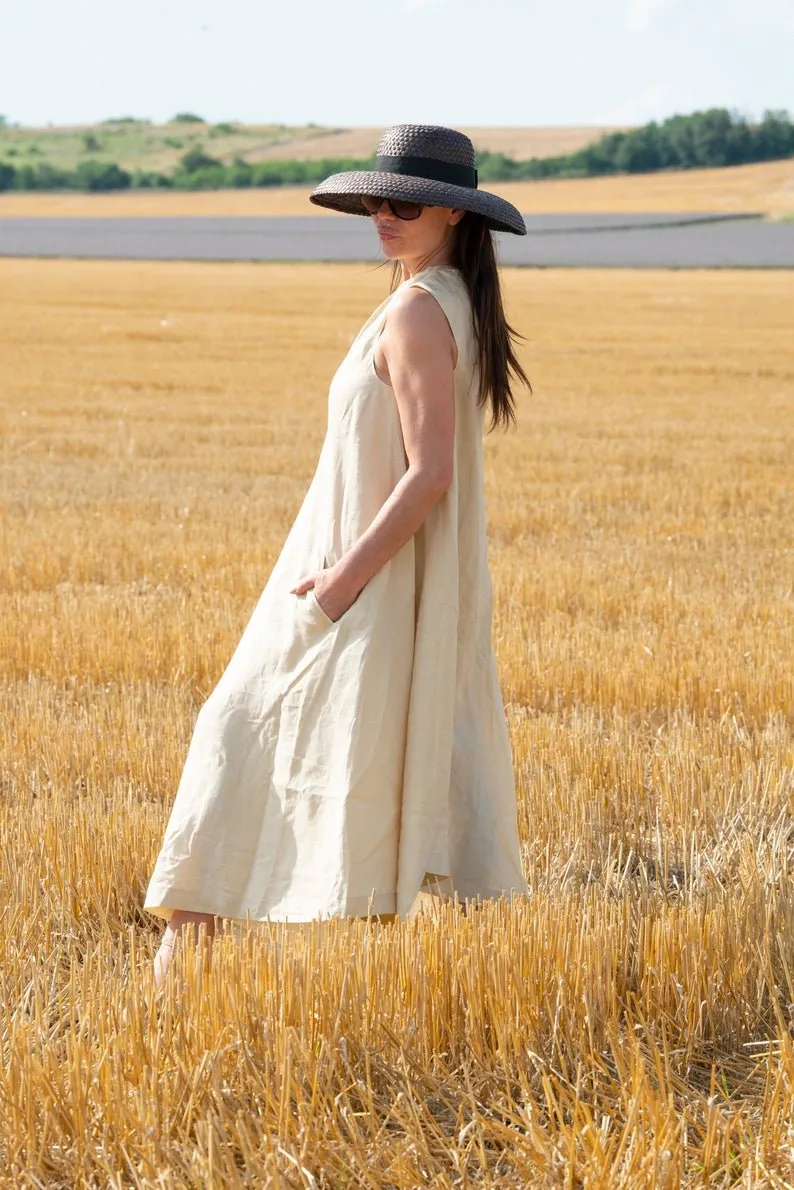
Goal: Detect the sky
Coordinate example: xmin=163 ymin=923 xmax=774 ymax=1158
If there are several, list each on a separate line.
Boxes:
xmin=1 ymin=0 xmax=792 ymax=131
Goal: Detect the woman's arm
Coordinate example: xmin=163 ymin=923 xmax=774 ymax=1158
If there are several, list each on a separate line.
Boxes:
xmin=291 ymin=286 xmax=456 ymax=622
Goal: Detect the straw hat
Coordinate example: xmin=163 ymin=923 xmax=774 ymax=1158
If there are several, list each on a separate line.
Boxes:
xmin=308 ymin=123 xmax=527 ymax=236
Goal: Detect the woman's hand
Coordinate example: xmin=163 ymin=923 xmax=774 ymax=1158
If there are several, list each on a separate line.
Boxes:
xmin=290 ymin=564 xmax=359 ymax=623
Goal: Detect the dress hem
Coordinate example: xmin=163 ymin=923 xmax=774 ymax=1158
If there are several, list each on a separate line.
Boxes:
xmin=143 ymin=880 xmax=530 ymax=926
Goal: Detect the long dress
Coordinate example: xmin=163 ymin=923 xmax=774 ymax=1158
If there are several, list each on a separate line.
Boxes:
xmin=143 ymin=264 xmax=529 ymax=924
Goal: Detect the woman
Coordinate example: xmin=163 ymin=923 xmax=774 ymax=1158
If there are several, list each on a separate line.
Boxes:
xmin=144 ymin=123 xmax=532 ymax=988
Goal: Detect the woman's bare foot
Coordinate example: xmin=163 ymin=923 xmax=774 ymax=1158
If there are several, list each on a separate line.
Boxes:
xmin=153 ymin=910 xmax=217 ymax=991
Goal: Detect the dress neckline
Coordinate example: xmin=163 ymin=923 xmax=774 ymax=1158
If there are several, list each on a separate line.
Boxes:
xmin=351 ymin=266 xmax=460 ymax=348
xmin=399 ymin=264 xmax=458 ymax=286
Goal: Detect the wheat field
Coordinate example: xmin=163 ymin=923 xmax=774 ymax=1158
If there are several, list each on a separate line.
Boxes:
xmin=239 ymin=125 xmax=630 ymax=166
xmin=1 ymin=258 xmax=793 ymax=1186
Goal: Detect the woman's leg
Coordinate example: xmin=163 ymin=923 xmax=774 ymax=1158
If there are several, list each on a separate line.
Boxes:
xmin=153 ymin=909 xmax=217 ymax=991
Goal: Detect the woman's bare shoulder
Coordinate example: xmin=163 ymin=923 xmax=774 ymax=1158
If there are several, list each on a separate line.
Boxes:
xmin=379 ymin=283 xmax=459 ymax=369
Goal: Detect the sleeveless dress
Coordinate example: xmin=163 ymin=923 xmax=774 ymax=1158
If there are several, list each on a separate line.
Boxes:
xmin=143 ymin=264 xmax=529 ymax=924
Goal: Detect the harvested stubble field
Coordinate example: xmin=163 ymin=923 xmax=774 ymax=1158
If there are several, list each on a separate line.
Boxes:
xmin=1 ymin=258 xmax=793 ymax=1186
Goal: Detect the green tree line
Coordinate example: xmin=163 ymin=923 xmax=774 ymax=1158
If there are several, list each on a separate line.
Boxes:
xmin=0 ymin=107 xmax=792 ymax=194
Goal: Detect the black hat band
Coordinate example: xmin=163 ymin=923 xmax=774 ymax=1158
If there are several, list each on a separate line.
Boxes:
xmin=374 ymin=154 xmax=478 ymax=189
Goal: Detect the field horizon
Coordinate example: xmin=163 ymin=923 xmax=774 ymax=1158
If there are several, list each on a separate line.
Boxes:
xmin=1 ymin=156 xmax=792 ymax=220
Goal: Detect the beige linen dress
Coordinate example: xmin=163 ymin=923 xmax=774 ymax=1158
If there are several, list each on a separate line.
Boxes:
xmin=143 ymin=263 xmax=529 ymax=924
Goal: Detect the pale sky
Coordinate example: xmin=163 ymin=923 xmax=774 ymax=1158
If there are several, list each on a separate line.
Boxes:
xmin=2 ymin=0 xmax=792 ymax=130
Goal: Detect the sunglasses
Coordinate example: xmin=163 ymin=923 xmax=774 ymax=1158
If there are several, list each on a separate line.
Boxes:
xmin=360 ymin=195 xmax=425 ymax=221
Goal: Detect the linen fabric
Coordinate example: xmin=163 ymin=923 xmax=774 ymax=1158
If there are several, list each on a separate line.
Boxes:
xmin=143 ymin=264 xmax=529 ymax=924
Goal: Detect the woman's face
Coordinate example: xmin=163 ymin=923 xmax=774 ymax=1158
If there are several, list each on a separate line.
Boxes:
xmin=367 ymin=198 xmax=465 ymax=267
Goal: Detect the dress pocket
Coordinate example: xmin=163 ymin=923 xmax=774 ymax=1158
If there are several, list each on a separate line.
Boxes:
xmin=296 ymin=551 xmax=336 ymax=630
xmin=306 ymin=586 xmax=335 ymax=628
xmin=297 ymin=551 xmax=363 ymax=630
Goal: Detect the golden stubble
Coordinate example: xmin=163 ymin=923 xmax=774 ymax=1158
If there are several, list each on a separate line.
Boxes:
xmin=1 ymin=258 xmax=793 ymax=1185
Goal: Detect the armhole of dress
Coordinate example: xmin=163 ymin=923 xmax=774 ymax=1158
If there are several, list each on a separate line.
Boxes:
xmin=373 ymin=311 xmax=388 ymax=345
xmin=370 ymin=308 xmax=391 ymax=387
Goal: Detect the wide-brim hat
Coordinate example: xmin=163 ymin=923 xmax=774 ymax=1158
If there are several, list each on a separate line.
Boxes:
xmin=308 ymin=123 xmax=527 ymax=237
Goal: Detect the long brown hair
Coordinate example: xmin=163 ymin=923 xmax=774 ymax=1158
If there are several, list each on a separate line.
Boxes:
xmin=382 ymin=210 xmax=532 ymax=432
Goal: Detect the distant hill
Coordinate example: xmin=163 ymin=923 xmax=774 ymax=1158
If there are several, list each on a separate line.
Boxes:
xmin=1 ymin=111 xmax=791 ymax=196
xmin=0 ymin=117 xmax=630 ymax=176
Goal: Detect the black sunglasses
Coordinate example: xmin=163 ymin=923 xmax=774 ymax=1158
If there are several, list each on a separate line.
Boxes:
xmin=360 ymin=195 xmax=425 ymax=221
